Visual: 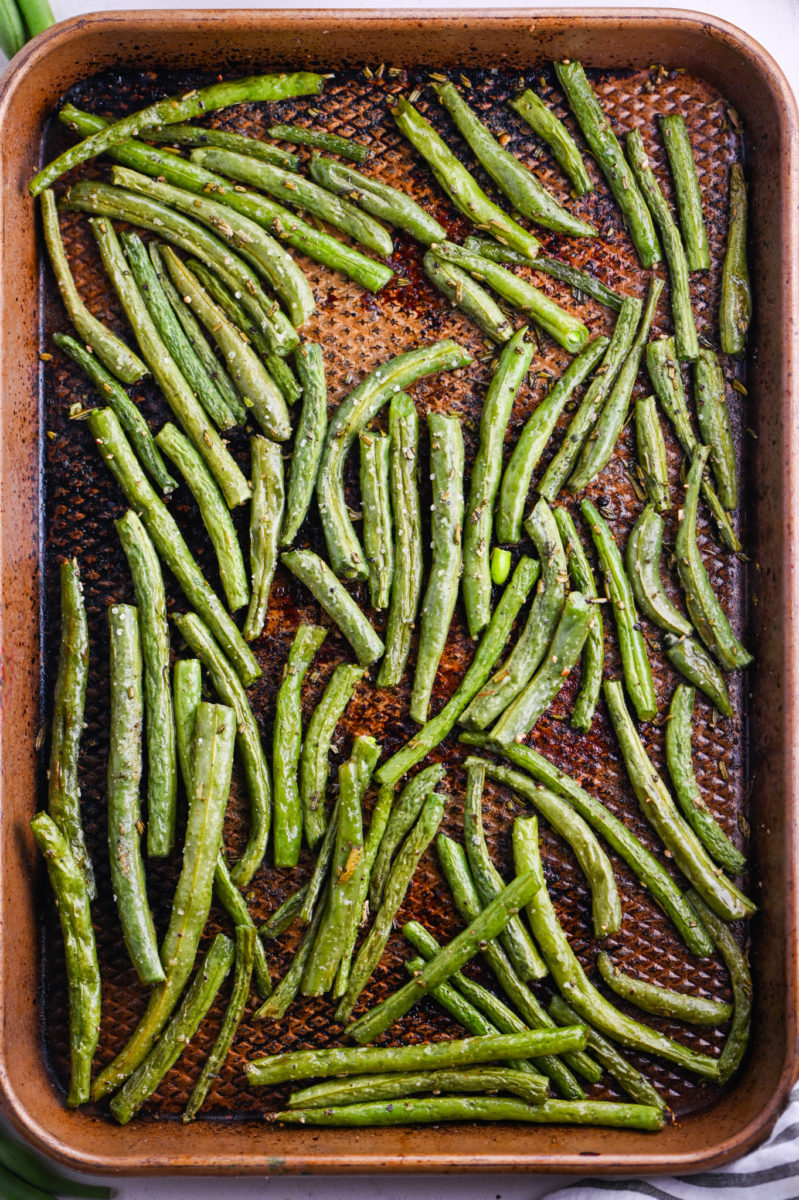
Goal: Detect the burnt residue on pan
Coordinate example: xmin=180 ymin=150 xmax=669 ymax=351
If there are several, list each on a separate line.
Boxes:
xmin=39 ymin=62 xmax=749 ymax=1122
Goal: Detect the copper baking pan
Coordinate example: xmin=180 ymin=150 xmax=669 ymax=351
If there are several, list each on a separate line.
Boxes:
xmin=0 ymin=6 xmax=797 ymax=1178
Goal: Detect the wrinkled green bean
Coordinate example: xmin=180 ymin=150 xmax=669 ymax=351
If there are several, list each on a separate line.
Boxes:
xmin=281 ymin=342 xmax=327 ymax=548
xmin=282 ymin=549 xmax=385 ymax=667
xmin=720 ymin=164 xmax=751 ymax=357
xmin=359 ymin=432 xmax=394 ymax=611
xmin=300 ymin=663 xmax=366 ymax=848
xmin=553 ymin=507 xmax=603 ymax=731
xmin=626 ymin=504 xmax=692 ymax=638
xmin=243 ymin=436 xmax=285 ymax=642
xmin=273 ymin=625 xmax=327 ymax=868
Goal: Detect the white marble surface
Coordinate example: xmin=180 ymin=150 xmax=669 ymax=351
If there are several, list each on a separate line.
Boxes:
xmin=4 ymin=2 xmax=797 ymax=1196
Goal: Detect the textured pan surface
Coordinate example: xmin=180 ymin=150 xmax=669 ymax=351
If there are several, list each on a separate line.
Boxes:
xmin=41 ymin=59 xmax=748 ymax=1125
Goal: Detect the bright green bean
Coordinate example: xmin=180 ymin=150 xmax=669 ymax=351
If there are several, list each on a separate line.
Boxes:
xmin=282 ymin=549 xmax=385 ymax=667
xmin=273 ymin=625 xmax=327 ymax=868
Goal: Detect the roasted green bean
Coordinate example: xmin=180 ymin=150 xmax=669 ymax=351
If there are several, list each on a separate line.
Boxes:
xmin=491 ymin=547 xmax=512 ymax=585
xmin=410 ymin=412 xmax=464 ymax=721
xmin=145 ymin=121 xmax=300 ymax=169
xmin=360 ymin=432 xmax=394 ymax=611
xmin=553 ymin=60 xmax=660 ymax=267
xmin=243 ymin=436 xmax=285 ymax=642
xmin=317 ymin=339 xmax=472 ymax=580
xmin=675 ymin=447 xmax=752 ymax=671
xmin=497 ymin=336 xmax=608 ymax=543
xmin=553 ymin=507 xmax=603 ymax=731
xmin=423 ymin=250 xmax=514 ymax=345
xmin=598 ymin=950 xmax=731 ymax=1027
xmin=463 ymin=236 xmax=622 ymax=310
xmin=281 ymin=342 xmax=327 ymax=549
xmin=664 ymin=633 xmax=733 ymax=717
xmin=603 ymin=678 xmax=754 ymax=921
xmin=626 ymin=504 xmax=692 ymax=638
xmin=30 ymin=812 xmax=101 ymax=1108
xmin=260 ymin=885 xmax=309 ymax=940
xmin=695 ymin=348 xmax=737 ymax=511
xmin=720 ymin=164 xmax=751 ymax=357
xmin=686 ymin=890 xmax=752 ymax=1084
xmin=309 ymin=155 xmax=446 ymax=244
xmin=268 ymin=121 xmax=367 ymax=162
xmin=377 ymin=393 xmax=423 ymax=686
xmin=300 ymin=663 xmax=366 ymax=847
xmin=282 ymin=548 xmax=385 ymax=667
xmin=369 ymin=764 xmax=446 ymax=910
xmin=659 ymin=114 xmax=711 ymax=273
xmin=273 ymin=625 xmax=327 ymax=868
xmin=582 ymin=498 xmax=657 ymax=722
xmin=509 ymin=89 xmax=593 ymax=195
xmin=464 ymin=328 xmax=534 ymax=637
xmin=635 ymin=395 xmax=670 ymax=513
xmin=212 ymin=858 xmax=272 ymax=999
xmin=47 ymin=558 xmax=94 ymax=897
xmin=666 ymin=684 xmax=745 ymax=872
xmin=289 ymin=1064 xmax=549 ymax=1109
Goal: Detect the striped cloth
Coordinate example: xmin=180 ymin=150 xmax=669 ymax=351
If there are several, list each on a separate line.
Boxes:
xmin=549 ymin=1086 xmax=799 ymax=1200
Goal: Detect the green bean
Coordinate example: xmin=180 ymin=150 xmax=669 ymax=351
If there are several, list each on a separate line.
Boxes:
xmin=213 ymin=858 xmax=271 ymax=999
xmin=695 ymin=348 xmax=737 ymax=510
xmin=491 ymin=548 xmax=511 ymax=585
xmin=375 ymin=393 xmax=423 ymax=687
xmin=410 ymin=413 xmax=464 ymax=720
xmin=309 ymin=156 xmax=446 ymax=244
xmin=92 ymin=701 xmax=236 ymax=1100
xmin=497 ymin=337 xmax=608 ymax=543
xmin=336 ymin=791 xmax=446 ymax=1021
xmin=34 ymin=72 xmax=325 ymax=194
xmin=603 ymin=678 xmax=754 ymax=922
xmin=635 ymin=395 xmax=670 ymax=513
xmin=626 ymin=504 xmax=692 ymax=638
xmin=569 ymin=277 xmax=663 ymax=490
xmin=509 ymin=89 xmax=593 ymax=196
xmin=277 ymin=1095 xmax=663 ymax=1130
xmin=262 ymin=350 xmax=302 ymax=407
xmin=370 ymin=764 xmax=446 ymax=910
xmin=191 ymin=147 xmax=394 ymax=259
xmin=392 ymin=95 xmax=541 ymax=259
xmin=273 ymin=625 xmax=327 ymax=868
xmin=553 ymin=60 xmax=660 ymax=268
xmin=148 ymin=243 xmax=245 ymax=423
xmin=254 ymin=896 xmax=326 ymax=1021
xmin=491 ymin=590 xmax=593 ymax=743
xmin=0 ymin=0 xmax=25 ymax=59
xmin=159 ymin=247 xmax=291 ymax=442
xmin=666 ymin=684 xmax=744 ymax=872
xmin=463 ymin=329 xmax=533 ymax=636
xmin=720 ymin=164 xmax=751 ymax=357
xmin=146 ymin=121 xmax=300 ymax=169
xmin=597 ymin=950 xmax=732 ymax=1027
xmin=116 ymin=512 xmax=177 ymax=859
xmin=281 ymin=549 xmax=385 ymax=667
xmin=430 ymin=241 xmax=589 ymax=354
xmin=300 ymin=663 xmax=366 ymax=847
xmin=462 ymin=498 xmax=566 ymax=729
xmin=582 ymin=498 xmax=656 ymax=721
xmin=459 ymin=734 xmax=715 ymax=959
xmin=664 ymin=633 xmax=733 ymax=718
xmin=251 ymin=1026 xmax=581 ymax=1087
xmin=547 ymin=995 xmax=665 ymax=1111
xmin=626 ymin=128 xmax=698 ymax=363
xmin=121 ymin=230 xmax=237 ymax=430
xmin=56 ymin=332 xmax=176 ymax=493
xmin=47 ymin=559 xmax=94 ymax=897
xmin=317 ymin=339 xmax=472 ymax=580
xmin=155 ymin=423 xmax=249 ymax=612
xmin=553 ymin=508 xmax=603 ymax=731
xmin=290 ymin=1065 xmax=549 ymax=1110
xmin=268 ymin=121 xmax=367 ymax=162
xmin=345 ymin=869 xmax=544 ymax=1045
xmin=333 ymin=783 xmax=396 ymax=999
xmin=477 ymin=759 xmax=621 ymax=938
xmin=359 ymin=432 xmax=394 ymax=611
xmin=513 ymin=815 xmax=719 ymax=1079
xmin=403 ymin=919 xmax=594 ymax=1095
xmin=645 ymin=336 xmax=739 ymax=552
xmin=675 ymin=447 xmax=752 ymax=671
xmin=463 ymin=761 xmax=546 ymax=980
xmin=106 ymin=603 xmax=163 ymax=986
xmin=538 ymin=297 xmax=641 ymax=502
xmin=686 ymin=890 xmax=752 ymax=1084
xmin=280 ymin=342 xmax=327 ymax=547
xmin=260 ymin=884 xmax=310 ymax=940
xmin=110 ymin=932 xmax=235 ymax=1125
xmin=423 ymin=251 xmax=514 ymax=344
xmin=402 ymin=950 xmax=508 ymax=1044
xmin=41 ymin=190 xmax=147 ymax=384
xmin=376 ymin=556 xmax=539 ymax=787
xmin=464 ymin=236 xmax=623 ymax=311
xmin=88 ymin=219 xmax=251 ymax=509
xmin=30 ymin=812 xmax=100 ymax=1108
xmin=302 ymin=739 xmax=380 ymax=995
xmin=659 ymin=114 xmax=711 ymax=272
xmin=183 ymin=925 xmax=255 ymax=1121
xmin=0 ymin=1126 xmax=114 ymax=1198
xmin=433 ymin=80 xmax=596 ymax=239
xmin=173 ymin=611 xmax=271 ymax=886
xmin=242 ymin=436 xmax=285 ymax=642
xmin=62 ymin=173 xmax=282 ymax=346
xmin=435 ymin=839 xmax=603 ymax=1097
xmin=301 ymin=797 xmax=342 ymax=925
xmin=57 ymin=105 xmax=391 ymax=292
